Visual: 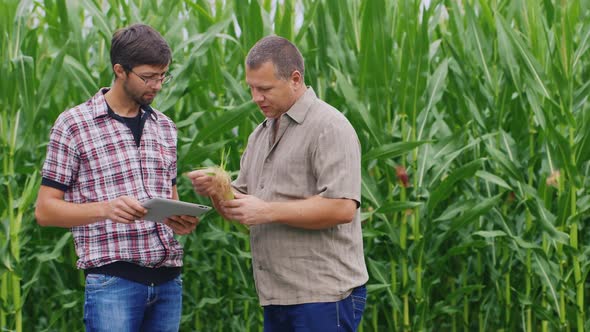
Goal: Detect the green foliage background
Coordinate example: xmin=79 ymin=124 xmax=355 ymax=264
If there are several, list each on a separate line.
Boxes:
xmin=1 ymin=0 xmax=590 ymax=331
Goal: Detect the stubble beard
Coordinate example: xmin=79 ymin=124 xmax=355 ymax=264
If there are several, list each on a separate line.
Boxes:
xmin=123 ymin=80 xmax=154 ymax=107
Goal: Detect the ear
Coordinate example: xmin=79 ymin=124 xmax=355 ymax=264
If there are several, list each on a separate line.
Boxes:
xmin=290 ymin=70 xmax=303 ymax=88
xmin=113 ymin=64 xmax=128 ymax=80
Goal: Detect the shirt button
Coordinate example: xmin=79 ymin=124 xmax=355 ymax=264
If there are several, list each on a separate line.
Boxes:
xmin=260 ymin=183 xmax=264 ymax=189
xmin=258 ymin=265 xmax=264 ymax=270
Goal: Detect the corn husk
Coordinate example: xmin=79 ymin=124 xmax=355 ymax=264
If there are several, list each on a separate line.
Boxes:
xmin=201 ymin=166 xmax=234 ymax=201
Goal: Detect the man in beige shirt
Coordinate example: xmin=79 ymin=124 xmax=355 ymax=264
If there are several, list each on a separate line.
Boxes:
xmin=188 ymin=35 xmax=368 ymax=331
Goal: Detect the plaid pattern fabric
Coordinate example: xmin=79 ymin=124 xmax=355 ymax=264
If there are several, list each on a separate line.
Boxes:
xmin=42 ymin=89 xmax=183 ymax=269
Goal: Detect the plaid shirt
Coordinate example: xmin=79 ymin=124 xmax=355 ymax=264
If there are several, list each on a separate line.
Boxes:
xmin=41 ymin=89 xmax=183 ymax=269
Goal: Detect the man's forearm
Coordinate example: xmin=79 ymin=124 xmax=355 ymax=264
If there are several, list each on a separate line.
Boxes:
xmin=35 ymin=198 xmax=108 ymax=228
xmin=268 ymin=196 xmax=357 ymax=230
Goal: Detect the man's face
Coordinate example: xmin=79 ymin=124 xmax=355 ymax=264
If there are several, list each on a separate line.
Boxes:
xmin=245 ymin=61 xmax=298 ymax=119
xmin=123 ymin=64 xmax=169 ymax=106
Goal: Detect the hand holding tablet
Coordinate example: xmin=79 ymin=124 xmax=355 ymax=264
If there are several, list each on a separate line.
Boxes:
xmin=141 ymin=198 xmax=211 ymax=223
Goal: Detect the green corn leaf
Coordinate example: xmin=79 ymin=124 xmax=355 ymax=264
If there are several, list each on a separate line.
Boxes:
xmin=363 ymin=141 xmax=431 ymax=162
xmin=376 ymin=201 xmax=423 ymax=214
xmin=428 ymin=159 xmax=485 ymax=212
xmin=475 ymin=170 xmax=512 ymax=190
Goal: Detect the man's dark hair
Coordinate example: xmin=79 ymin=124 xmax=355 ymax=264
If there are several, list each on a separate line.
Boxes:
xmin=110 ymin=24 xmax=172 ymax=70
xmin=246 ymin=35 xmax=304 ymax=80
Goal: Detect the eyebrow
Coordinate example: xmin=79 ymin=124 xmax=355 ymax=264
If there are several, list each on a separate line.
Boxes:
xmin=247 ymin=81 xmax=272 ymax=89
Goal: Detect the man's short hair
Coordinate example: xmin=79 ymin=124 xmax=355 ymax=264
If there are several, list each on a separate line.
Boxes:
xmin=110 ymin=23 xmax=171 ymax=70
xmin=246 ymin=35 xmax=304 ymax=80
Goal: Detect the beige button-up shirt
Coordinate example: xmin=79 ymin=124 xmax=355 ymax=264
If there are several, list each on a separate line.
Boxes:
xmin=233 ymin=88 xmax=368 ymax=305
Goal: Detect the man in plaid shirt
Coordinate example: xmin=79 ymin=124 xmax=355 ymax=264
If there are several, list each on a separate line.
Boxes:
xmin=35 ymin=24 xmax=197 ymax=332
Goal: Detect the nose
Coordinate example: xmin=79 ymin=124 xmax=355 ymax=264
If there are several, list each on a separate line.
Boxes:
xmin=151 ymin=79 xmax=163 ymax=91
xmin=251 ymin=88 xmax=264 ymax=103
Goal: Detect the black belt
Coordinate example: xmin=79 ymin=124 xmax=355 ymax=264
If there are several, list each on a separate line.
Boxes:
xmin=84 ymin=261 xmax=181 ymax=286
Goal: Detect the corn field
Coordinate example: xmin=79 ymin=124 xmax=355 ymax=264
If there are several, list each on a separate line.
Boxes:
xmin=1 ymin=0 xmax=590 ymax=331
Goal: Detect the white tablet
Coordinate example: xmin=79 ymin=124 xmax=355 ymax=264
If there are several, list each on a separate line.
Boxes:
xmin=141 ymin=198 xmax=211 ymax=223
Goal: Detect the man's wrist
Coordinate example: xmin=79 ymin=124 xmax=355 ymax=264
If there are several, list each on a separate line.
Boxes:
xmin=264 ymin=201 xmax=277 ymax=224
xmin=98 ymin=201 xmax=110 ymax=220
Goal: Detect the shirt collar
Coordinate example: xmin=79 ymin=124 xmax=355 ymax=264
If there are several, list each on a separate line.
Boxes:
xmin=262 ymin=87 xmax=317 ymax=127
xmin=92 ymin=88 xmax=158 ymax=121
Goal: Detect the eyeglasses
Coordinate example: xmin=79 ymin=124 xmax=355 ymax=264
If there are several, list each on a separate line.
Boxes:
xmin=128 ymin=68 xmax=173 ymax=86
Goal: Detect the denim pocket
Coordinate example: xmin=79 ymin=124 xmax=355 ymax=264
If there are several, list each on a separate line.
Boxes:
xmin=351 ymin=286 xmax=367 ymax=319
xmin=174 ymin=275 xmax=183 ymax=287
xmin=85 ymin=274 xmax=119 ymax=290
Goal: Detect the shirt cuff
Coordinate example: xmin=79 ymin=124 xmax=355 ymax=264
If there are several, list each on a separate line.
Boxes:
xmin=41 ymin=177 xmax=68 ymax=192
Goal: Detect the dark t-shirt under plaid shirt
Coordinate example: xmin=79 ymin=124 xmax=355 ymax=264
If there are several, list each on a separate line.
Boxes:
xmin=41 ymin=88 xmax=183 ymax=269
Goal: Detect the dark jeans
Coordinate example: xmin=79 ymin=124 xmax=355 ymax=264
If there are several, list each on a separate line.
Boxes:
xmin=263 ymin=285 xmax=367 ymax=332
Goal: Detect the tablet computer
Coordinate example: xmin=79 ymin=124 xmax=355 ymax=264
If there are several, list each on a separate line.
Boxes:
xmin=141 ymin=198 xmax=211 ymax=223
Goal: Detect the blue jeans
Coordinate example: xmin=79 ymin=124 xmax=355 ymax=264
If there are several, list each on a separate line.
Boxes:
xmin=263 ymin=285 xmax=367 ymax=332
xmin=83 ymin=274 xmax=182 ymax=332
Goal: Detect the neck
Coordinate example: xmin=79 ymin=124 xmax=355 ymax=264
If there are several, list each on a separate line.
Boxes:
xmin=105 ymin=81 xmax=141 ymax=117
xmin=278 ymin=86 xmax=307 ymax=116
xmin=294 ymin=85 xmax=307 ymax=100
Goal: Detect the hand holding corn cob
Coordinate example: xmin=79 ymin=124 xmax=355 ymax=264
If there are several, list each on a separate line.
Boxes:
xmin=186 ymin=166 xmax=234 ymax=201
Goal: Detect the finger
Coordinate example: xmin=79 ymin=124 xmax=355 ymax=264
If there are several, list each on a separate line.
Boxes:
xmin=172 ymin=219 xmax=192 ymax=234
xmin=182 ymin=222 xmax=197 ymax=233
xmin=113 ymin=211 xmax=137 ymax=223
xmin=185 ymin=170 xmax=201 ymax=179
xmin=194 ymin=188 xmax=213 ymax=197
xmin=233 ymin=192 xmax=246 ymax=199
xmin=185 ymin=170 xmax=207 ymax=179
xmin=167 ymin=215 xmax=183 ymax=223
xmin=169 ymin=215 xmax=198 ymax=224
xmin=164 ymin=218 xmax=183 ymax=233
xmin=112 ymin=204 xmax=136 ymax=219
xmin=221 ymin=199 xmax=241 ymax=208
xmin=192 ymin=174 xmax=212 ymax=182
xmin=168 ymin=224 xmax=185 ymax=235
xmin=191 ymin=180 xmax=214 ymax=196
xmin=119 ymin=205 xmax=146 ymax=220
xmin=169 ymin=217 xmax=195 ymax=232
xmin=112 ymin=217 xmax=132 ymax=224
xmin=192 ymin=178 xmax=213 ymax=189
xmin=181 ymin=215 xmax=199 ymax=223
xmin=181 ymin=216 xmax=199 ymax=228
xmin=224 ymin=209 xmax=242 ymax=222
xmin=120 ymin=197 xmax=147 ymax=215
